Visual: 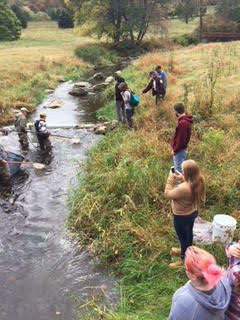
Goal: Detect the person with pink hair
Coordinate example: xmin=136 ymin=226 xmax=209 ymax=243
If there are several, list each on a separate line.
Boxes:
xmin=168 ymin=246 xmax=231 ymax=320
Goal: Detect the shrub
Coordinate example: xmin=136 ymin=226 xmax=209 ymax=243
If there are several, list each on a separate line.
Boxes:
xmin=74 ymin=46 xmax=118 ymax=65
xmin=57 ymin=9 xmax=73 ymax=29
xmin=11 ymin=4 xmax=28 ymax=29
xmin=0 ymin=1 xmax=21 ymax=41
xmin=172 ymin=33 xmax=198 ymax=46
xmin=47 ymin=8 xmax=59 ymax=21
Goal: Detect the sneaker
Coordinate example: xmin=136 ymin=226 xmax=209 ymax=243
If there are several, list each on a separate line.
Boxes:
xmin=170 ymin=247 xmax=181 ymax=256
xmin=169 ymin=260 xmax=183 ymax=269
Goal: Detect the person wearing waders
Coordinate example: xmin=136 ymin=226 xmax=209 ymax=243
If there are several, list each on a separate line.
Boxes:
xmin=35 ymin=113 xmax=51 ymax=151
xmin=170 ymin=103 xmax=193 ymax=174
xmin=0 ymin=144 xmax=10 ymax=185
xmin=14 ymin=107 xmax=29 ymax=150
xmin=114 ymin=71 xmax=126 ymax=123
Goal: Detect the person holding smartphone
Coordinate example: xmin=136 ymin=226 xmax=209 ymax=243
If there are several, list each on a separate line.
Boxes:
xmin=164 ymin=159 xmax=205 ymax=268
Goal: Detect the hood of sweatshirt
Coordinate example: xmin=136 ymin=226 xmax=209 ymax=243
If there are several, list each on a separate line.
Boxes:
xmin=178 ymin=114 xmax=193 ymax=125
xmin=188 ymin=277 xmax=231 ymax=313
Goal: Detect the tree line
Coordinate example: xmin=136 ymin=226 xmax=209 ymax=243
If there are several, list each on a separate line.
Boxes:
xmin=1 ymin=0 xmax=240 ymax=43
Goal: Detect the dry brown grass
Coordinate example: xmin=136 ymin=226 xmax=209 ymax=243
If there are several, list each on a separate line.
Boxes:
xmin=0 ymin=21 xmax=97 ymax=126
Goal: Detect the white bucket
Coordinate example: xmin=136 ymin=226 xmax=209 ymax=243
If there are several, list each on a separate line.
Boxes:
xmin=212 ymin=214 xmax=237 ymax=243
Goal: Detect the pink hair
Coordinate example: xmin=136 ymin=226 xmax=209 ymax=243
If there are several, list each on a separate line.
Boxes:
xmin=185 ymin=246 xmax=225 ymax=287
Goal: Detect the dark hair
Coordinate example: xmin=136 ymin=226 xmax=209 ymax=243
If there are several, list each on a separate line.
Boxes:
xmin=174 ymin=103 xmax=185 ymax=114
xmin=149 ymin=71 xmax=155 ymax=77
xmin=118 ymin=82 xmax=128 ymax=92
xmin=155 ymin=65 xmax=161 ymax=71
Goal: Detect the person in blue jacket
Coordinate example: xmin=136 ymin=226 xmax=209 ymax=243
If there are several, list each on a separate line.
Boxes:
xmin=155 ymin=65 xmax=167 ymax=96
xmin=0 ymin=144 xmax=10 ymax=185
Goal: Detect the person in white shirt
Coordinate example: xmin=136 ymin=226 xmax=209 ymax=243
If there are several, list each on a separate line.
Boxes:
xmin=118 ymin=82 xmax=134 ymax=129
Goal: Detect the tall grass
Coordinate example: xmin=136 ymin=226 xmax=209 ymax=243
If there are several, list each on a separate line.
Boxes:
xmin=69 ymin=40 xmax=240 ymax=319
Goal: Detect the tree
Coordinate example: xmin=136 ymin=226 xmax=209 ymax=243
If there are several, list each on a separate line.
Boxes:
xmin=68 ymin=0 xmax=169 ymax=45
xmin=0 ymin=0 xmax=21 ymax=41
xmin=11 ymin=4 xmax=28 ymax=28
xmin=175 ymin=0 xmax=199 ymax=24
xmin=57 ymin=8 xmax=73 ymax=28
xmin=217 ymin=0 xmax=240 ymax=24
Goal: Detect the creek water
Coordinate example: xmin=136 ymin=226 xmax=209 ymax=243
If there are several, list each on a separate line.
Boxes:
xmin=0 ymin=67 xmax=123 ymax=320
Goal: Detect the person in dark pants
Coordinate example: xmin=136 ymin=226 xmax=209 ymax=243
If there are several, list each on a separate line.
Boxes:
xmin=155 ymin=65 xmax=167 ymax=96
xmin=114 ymin=71 xmax=126 ymax=123
xmin=118 ymin=82 xmax=134 ymax=129
xmin=142 ymin=71 xmax=165 ymax=105
xmin=164 ymin=159 xmax=205 ymax=268
xmin=35 ymin=113 xmax=51 ymax=151
xmin=170 ymin=103 xmax=193 ymax=174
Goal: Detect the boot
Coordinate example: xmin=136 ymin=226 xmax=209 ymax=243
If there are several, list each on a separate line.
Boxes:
xmin=169 ymin=260 xmax=183 ymax=269
xmin=170 ymin=247 xmax=181 ymax=256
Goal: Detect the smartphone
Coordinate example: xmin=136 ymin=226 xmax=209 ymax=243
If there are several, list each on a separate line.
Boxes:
xmin=171 ymin=166 xmax=175 ymax=173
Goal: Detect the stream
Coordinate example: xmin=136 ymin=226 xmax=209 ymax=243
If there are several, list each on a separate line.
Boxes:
xmin=0 ymin=65 xmax=125 ymax=320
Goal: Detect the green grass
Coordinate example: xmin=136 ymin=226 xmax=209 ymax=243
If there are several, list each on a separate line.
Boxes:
xmin=0 ymin=21 xmax=97 ymax=125
xmin=69 ymin=41 xmax=240 ymax=319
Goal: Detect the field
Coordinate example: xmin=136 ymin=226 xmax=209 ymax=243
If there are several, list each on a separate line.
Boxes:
xmin=70 ymin=40 xmax=240 ymax=319
xmin=0 ymin=21 xmax=96 ymax=126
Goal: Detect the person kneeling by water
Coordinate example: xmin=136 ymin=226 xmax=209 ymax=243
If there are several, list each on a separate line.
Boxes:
xmin=0 ymin=144 xmax=10 ymax=185
xmin=34 ymin=113 xmax=51 ymax=151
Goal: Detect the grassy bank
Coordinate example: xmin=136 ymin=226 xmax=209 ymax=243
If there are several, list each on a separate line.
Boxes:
xmin=69 ymin=41 xmax=240 ymax=319
xmin=0 ymin=21 xmax=96 ymax=126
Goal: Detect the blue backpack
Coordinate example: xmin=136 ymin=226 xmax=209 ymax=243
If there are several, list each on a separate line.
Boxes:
xmin=129 ymin=91 xmax=140 ymax=108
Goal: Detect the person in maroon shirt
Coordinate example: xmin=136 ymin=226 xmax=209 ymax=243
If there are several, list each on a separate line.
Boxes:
xmin=170 ymin=103 xmax=193 ymax=173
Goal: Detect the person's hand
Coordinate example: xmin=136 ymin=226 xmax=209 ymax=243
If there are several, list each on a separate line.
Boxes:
xmin=228 ymin=242 xmax=240 ymax=258
xmin=174 ymin=171 xmax=184 ymax=182
xmin=171 ymin=149 xmax=174 ymax=156
xmin=1 ymin=159 xmax=7 ymax=165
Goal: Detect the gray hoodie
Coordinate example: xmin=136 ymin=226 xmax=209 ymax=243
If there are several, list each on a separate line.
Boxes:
xmin=168 ymin=277 xmax=231 ymax=320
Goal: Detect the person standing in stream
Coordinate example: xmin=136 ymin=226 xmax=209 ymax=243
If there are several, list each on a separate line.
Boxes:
xmin=15 ymin=107 xmax=29 ymax=150
xmin=35 ymin=113 xmax=51 ymax=151
xmin=0 ymin=144 xmax=10 ymax=185
xmin=114 ymin=71 xmax=126 ymax=123
xmin=170 ymin=103 xmax=193 ymax=174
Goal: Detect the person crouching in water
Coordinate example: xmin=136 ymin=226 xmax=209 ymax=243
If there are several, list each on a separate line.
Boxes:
xmin=118 ymin=82 xmax=134 ymax=129
xmin=168 ymin=246 xmax=231 ymax=320
xmin=35 ymin=113 xmax=51 ymax=151
xmin=0 ymin=144 xmax=10 ymax=186
xmin=142 ymin=71 xmax=165 ymax=105
xmin=14 ymin=107 xmax=29 ymax=150
xmin=164 ymin=159 xmax=205 ymax=268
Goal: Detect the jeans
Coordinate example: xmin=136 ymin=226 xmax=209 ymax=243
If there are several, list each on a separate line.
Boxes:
xmin=126 ymin=108 xmax=134 ymax=128
xmin=173 ymin=149 xmax=187 ymax=173
xmin=115 ymin=100 xmax=126 ymax=122
xmin=173 ymin=210 xmax=198 ymax=259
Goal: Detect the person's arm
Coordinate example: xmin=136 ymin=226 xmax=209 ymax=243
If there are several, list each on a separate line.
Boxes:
xmin=164 ymin=172 xmax=185 ymax=200
xmin=121 ymin=92 xmax=126 ymax=104
xmin=142 ymin=80 xmax=153 ymax=94
xmin=226 ymin=242 xmax=240 ymax=259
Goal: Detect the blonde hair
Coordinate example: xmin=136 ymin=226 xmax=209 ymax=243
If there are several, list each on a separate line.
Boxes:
xmin=182 ymin=159 xmax=205 ymax=206
xmin=185 ymin=246 xmax=225 ymax=287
